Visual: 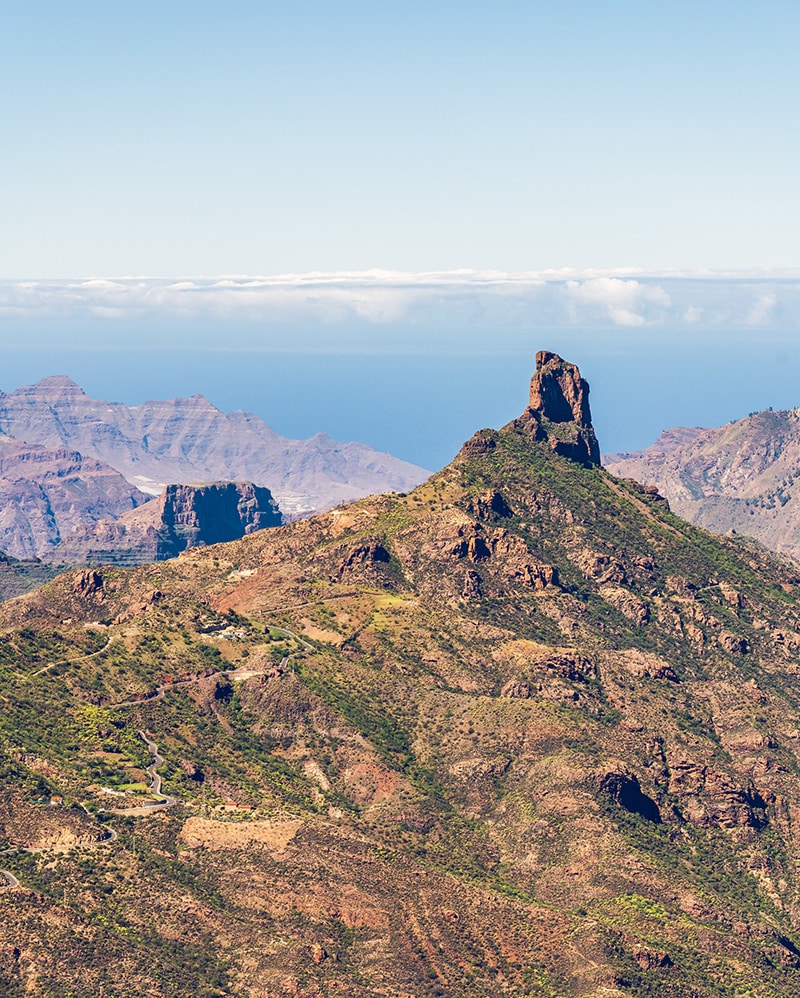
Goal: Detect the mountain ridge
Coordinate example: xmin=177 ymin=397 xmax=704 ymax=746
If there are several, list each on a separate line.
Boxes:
xmin=0 ymin=434 xmax=149 ymax=559
xmin=53 ymin=480 xmax=283 ymax=567
xmin=605 ymin=409 xmax=800 ymax=560
xmin=0 ymin=376 xmax=430 ymax=516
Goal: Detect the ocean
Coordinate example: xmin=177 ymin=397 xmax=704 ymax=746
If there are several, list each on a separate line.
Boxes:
xmin=1 ymin=320 xmax=797 ymax=470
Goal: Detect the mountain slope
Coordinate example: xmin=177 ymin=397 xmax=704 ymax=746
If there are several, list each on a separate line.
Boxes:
xmin=605 ymin=410 xmax=800 ymax=560
xmin=3 ymin=354 xmax=800 ymax=995
xmin=0 ymin=551 xmax=65 ymax=599
xmin=0 ymin=376 xmax=430 ymax=516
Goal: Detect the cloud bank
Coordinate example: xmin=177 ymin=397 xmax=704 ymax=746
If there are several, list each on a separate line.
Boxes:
xmin=3 ymin=269 xmax=800 ymax=330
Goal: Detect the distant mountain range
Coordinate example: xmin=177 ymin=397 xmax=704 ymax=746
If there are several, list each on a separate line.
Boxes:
xmin=55 ymin=480 xmax=282 ymax=567
xmin=0 ymin=376 xmax=429 ymax=516
xmin=0 ymin=376 xmax=429 ymax=564
xmin=605 ymin=409 xmax=800 ymax=561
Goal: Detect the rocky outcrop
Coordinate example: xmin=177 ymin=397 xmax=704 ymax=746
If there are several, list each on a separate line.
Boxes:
xmin=598 ymin=768 xmax=661 ymax=823
xmin=632 ymin=947 xmax=673 ymax=971
xmin=516 ymin=351 xmax=601 ymax=466
xmin=72 ymin=569 xmax=104 ymax=598
xmin=55 ymin=481 xmax=282 ymax=566
xmin=529 ymin=350 xmax=593 ymax=426
xmin=338 ymin=540 xmax=391 ymax=576
xmin=0 ymin=376 xmax=430 ymax=518
xmin=160 ymin=482 xmax=281 ymax=548
xmin=667 ymin=760 xmax=768 ymax=829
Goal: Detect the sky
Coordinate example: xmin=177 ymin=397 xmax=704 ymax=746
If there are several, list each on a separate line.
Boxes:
xmin=2 ymin=3 xmax=799 ymax=470
xmin=4 ymin=2 xmax=800 ymax=276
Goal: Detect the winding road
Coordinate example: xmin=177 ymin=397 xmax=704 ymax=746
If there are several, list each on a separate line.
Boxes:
xmin=0 ymin=868 xmax=20 ymax=888
xmin=105 ymin=730 xmax=178 ymax=817
xmin=1 ymin=631 xmax=303 ymax=886
xmin=0 ymin=825 xmax=117 ymax=890
xmin=31 ymin=634 xmax=115 ymax=678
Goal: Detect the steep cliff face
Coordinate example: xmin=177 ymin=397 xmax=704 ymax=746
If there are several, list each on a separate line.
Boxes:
xmin=0 ymin=434 xmax=148 ymax=559
xmin=54 ymin=480 xmax=282 ymax=566
xmin=605 ymin=410 xmax=800 ymax=561
xmin=160 ymin=482 xmax=282 ymax=551
xmin=0 ymin=376 xmax=429 ymax=516
xmin=517 ymin=350 xmax=601 ymax=466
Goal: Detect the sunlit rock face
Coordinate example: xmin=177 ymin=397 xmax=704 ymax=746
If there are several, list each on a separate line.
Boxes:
xmin=515 ymin=350 xmax=601 ymax=467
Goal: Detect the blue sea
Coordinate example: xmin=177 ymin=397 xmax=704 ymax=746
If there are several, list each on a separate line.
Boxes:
xmin=1 ymin=319 xmax=797 ymax=471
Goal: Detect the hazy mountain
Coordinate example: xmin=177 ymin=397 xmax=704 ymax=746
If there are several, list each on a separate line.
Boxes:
xmin=5 ymin=355 xmax=800 ymax=994
xmin=0 ymin=433 xmax=148 ymax=559
xmin=605 ymin=409 xmax=800 ymax=561
xmin=0 ymin=376 xmax=430 ymax=517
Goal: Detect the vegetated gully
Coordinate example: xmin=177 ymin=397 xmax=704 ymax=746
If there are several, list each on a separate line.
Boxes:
xmin=0 ymin=623 xmax=305 ymax=889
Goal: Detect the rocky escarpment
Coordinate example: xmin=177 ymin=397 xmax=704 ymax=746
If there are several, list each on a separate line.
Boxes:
xmin=517 ymin=350 xmax=601 ymax=466
xmin=55 ymin=481 xmax=282 ymax=566
xmin=605 ymin=410 xmax=800 ymax=561
xmin=0 ymin=376 xmax=429 ymax=517
xmin=160 ymin=481 xmax=282 ymax=548
xmin=0 ymin=434 xmax=148 ymax=559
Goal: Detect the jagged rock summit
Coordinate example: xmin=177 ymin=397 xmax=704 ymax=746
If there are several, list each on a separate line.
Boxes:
xmin=517 ymin=350 xmax=600 ymax=466
xmin=529 ymin=350 xmax=592 ymax=424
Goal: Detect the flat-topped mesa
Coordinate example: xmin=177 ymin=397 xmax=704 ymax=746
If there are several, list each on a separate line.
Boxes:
xmin=522 ymin=351 xmax=601 ymax=467
xmin=52 ymin=480 xmax=283 ymax=567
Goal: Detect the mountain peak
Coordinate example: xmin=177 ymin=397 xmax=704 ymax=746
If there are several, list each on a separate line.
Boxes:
xmin=529 ymin=350 xmax=592 ymax=427
xmin=25 ymin=375 xmax=87 ymax=399
xmin=515 ymin=351 xmax=600 ymax=467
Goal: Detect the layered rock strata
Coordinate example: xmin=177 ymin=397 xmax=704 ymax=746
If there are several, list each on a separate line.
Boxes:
xmin=0 ymin=434 xmax=148 ymax=559
xmin=55 ymin=480 xmax=282 ymax=566
xmin=605 ymin=410 xmax=800 ymax=561
xmin=0 ymin=376 xmax=429 ymax=517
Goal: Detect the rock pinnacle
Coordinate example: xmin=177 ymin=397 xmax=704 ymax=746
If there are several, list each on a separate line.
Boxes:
xmin=524 ymin=351 xmax=600 ymax=467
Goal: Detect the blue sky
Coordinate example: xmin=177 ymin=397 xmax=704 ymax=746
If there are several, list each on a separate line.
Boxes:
xmin=4 ymin=2 xmax=800 ymax=276
xmin=2 ymin=3 xmax=800 ymax=469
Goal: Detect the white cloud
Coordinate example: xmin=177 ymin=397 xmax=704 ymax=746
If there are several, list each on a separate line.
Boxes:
xmin=744 ymin=293 xmax=777 ymax=326
xmin=684 ymin=305 xmax=703 ymax=323
xmin=564 ymin=277 xmax=671 ymax=326
xmin=1 ymin=269 xmax=800 ymax=332
xmin=610 ymin=308 xmax=646 ymax=327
